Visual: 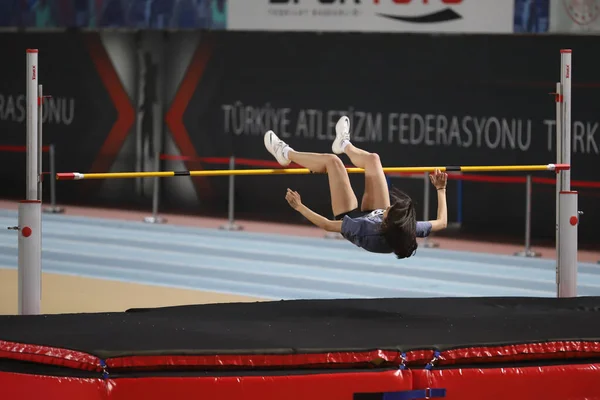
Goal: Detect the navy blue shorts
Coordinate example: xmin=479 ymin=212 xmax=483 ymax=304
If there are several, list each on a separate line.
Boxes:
xmin=334 ymin=208 xmax=373 ymax=221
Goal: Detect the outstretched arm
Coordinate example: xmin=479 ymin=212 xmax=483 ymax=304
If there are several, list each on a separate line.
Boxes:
xmin=286 ymin=189 xmax=342 ymax=232
xmin=296 ymin=204 xmax=343 ymax=232
xmin=428 ymin=169 xmax=448 ymax=232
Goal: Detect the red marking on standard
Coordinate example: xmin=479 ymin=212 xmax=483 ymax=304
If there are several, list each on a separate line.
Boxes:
xmin=57 ymin=173 xmax=75 ymax=180
xmin=22 ymin=227 xmax=32 ymax=237
xmin=561 ymin=49 xmax=572 ymax=53
xmin=570 ymin=216 xmax=578 ymax=226
xmin=560 ymin=191 xmax=578 ymax=194
xmin=26 ymin=49 xmax=38 ymax=53
xmin=554 ymin=164 xmax=570 ymax=171
xmin=19 ymin=200 xmax=41 ymax=204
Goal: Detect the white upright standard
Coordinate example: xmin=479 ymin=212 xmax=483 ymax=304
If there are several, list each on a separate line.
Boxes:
xmin=37 ymin=84 xmax=43 ymax=199
xmin=26 ymin=50 xmax=38 ymax=201
xmin=558 ymin=191 xmax=578 ymax=297
xmin=555 ymin=80 xmax=562 ymax=289
xmin=19 ymin=49 xmax=42 ymax=315
xmin=556 ymin=49 xmax=578 ymax=298
xmin=18 ymin=200 xmax=41 ymax=315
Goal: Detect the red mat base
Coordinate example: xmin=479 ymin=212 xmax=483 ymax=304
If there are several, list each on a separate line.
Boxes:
xmin=2 ymin=364 xmax=600 ymax=400
xmin=0 ymin=369 xmax=413 ymax=400
xmin=414 ymin=363 xmax=600 ymax=400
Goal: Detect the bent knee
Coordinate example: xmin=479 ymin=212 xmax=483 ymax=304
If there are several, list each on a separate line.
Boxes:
xmin=325 ymin=154 xmax=345 ymax=171
xmin=363 ymin=153 xmax=383 ymax=175
xmin=365 ymin=153 xmax=381 ymax=167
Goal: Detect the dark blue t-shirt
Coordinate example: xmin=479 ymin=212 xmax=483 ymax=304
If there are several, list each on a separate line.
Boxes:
xmin=341 ymin=209 xmax=432 ymax=254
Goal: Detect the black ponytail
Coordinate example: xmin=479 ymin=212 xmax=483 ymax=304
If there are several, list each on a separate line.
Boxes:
xmin=380 ymin=188 xmax=418 ymax=259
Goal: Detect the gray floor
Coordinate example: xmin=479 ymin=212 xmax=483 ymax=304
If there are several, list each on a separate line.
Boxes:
xmin=1 ymin=209 xmax=599 ymax=300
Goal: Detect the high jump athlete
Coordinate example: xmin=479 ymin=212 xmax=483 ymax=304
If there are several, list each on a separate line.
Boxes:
xmin=264 ymin=116 xmax=448 ymax=259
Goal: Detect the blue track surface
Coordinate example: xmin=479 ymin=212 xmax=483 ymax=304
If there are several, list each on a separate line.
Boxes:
xmin=0 ymin=209 xmax=599 ymax=300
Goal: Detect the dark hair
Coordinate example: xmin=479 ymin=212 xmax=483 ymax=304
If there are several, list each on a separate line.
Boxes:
xmin=380 ymin=188 xmax=418 ymax=259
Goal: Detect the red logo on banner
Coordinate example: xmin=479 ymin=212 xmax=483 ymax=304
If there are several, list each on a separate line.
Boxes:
xmin=269 ymin=0 xmax=464 ymax=23
xmin=271 ymin=1 xmax=360 ymax=3
xmin=373 ymin=0 xmax=463 ymax=23
xmin=32 ymin=66 xmax=36 ymax=80
xmin=373 ymin=0 xmax=462 ymax=4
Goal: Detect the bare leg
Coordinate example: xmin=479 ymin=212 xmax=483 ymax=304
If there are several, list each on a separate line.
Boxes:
xmin=333 ymin=117 xmax=389 ymax=211
xmin=288 ymin=150 xmax=358 ymax=216
xmin=264 ymin=130 xmax=357 ymax=217
xmin=344 ymin=144 xmax=390 ymax=211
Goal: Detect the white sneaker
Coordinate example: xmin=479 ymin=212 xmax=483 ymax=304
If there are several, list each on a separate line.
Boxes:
xmin=332 ymin=116 xmax=351 ymax=154
xmin=264 ymin=130 xmax=291 ymax=166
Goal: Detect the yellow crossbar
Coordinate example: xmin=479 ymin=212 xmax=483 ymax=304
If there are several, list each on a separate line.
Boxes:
xmin=56 ymin=164 xmax=569 ymax=181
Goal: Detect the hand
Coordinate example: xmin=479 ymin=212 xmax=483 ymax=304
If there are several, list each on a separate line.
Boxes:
xmin=429 ymin=169 xmax=447 ymax=190
xmin=285 ymin=188 xmax=303 ymax=210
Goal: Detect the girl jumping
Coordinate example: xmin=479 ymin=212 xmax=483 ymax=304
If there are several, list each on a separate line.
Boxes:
xmin=264 ymin=116 xmax=448 ymax=258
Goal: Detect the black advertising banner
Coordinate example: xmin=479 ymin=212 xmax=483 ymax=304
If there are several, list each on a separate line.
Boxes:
xmin=0 ymin=32 xmax=125 ymax=203
xmin=199 ymin=32 xmax=600 ymax=175
xmin=186 ymin=32 xmax=600 ymax=242
xmin=1 ymin=31 xmax=598 ymax=243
